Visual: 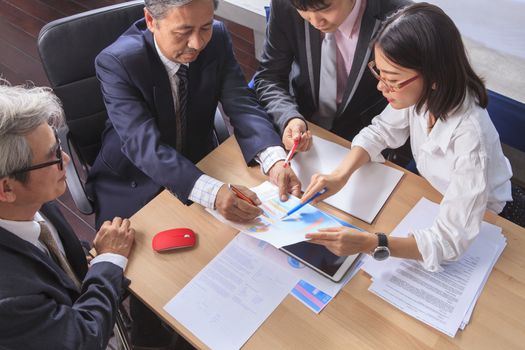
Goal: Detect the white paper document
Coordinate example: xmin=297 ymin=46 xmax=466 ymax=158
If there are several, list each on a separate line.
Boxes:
xmin=233 ymin=233 xmax=361 ymax=313
xmin=291 ymin=136 xmax=404 ymax=223
xmin=164 ymin=234 xmax=299 ymax=350
xmin=362 ymin=197 xmax=506 ymax=337
xmin=207 ymin=182 xmax=341 ymax=248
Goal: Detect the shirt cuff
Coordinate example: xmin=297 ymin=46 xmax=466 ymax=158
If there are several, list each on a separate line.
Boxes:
xmin=255 ymin=146 xmax=287 ymax=174
xmin=188 ymin=174 xmax=224 ymax=209
xmin=351 ymin=136 xmax=386 ymax=163
xmin=91 ymin=253 xmax=128 ymax=270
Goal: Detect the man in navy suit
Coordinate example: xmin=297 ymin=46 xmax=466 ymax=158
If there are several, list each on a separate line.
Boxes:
xmin=0 ymin=81 xmax=135 ymax=349
xmin=87 ymin=0 xmax=302 ymax=230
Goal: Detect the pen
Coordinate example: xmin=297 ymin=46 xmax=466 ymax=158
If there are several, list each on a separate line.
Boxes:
xmin=228 ymin=184 xmax=269 ymax=218
xmin=228 ymin=184 xmax=257 ymax=206
xmin=283 ymin=136 xmax=301 ymax=168
xmin=280 ymin=188 xmax=327 ymax=219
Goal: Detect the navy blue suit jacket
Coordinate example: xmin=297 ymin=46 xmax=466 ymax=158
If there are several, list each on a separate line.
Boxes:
xmin=87 ymin=19 xmax=282 ymax=227
xmin=0 ymin=202 xmax=128 ymax=349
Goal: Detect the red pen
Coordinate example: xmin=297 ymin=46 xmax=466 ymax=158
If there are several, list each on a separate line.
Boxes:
xmin=228 ymin=184 xmax=267 ymax=217
xmin=283 ymin=137 xmax=300 ymax=168
xmin=228 ymin=184 xmax=257 ymax=206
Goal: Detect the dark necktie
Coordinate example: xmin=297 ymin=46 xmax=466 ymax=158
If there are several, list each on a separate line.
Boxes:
xmin=175 ymin=64 xmax=188 ymax=153
xmin=38 ymin=221 xmax=82 ymax=290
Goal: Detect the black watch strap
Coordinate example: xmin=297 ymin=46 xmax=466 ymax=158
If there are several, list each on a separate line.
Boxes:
xmin=376 ymin=232 xmax=388 ymax=248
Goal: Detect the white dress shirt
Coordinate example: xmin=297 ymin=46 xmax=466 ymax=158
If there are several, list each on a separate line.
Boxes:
xmin=0 ymin=212 xmax=127 ymax=270
xmin=154 ymin=39 xmax=286 ymax=209
xmin=352 ymin=97 xmax=512 ymax=271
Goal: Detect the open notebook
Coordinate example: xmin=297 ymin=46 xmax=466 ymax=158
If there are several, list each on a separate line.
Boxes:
xmin=291 ymin=135 xmax=404 ymax=223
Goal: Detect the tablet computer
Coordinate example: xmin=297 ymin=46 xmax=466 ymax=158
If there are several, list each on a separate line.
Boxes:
xmin=280 ymin=241 xmax=360 ymax=282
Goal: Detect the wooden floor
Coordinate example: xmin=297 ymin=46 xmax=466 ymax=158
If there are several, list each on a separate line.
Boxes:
xmin=1 ymin=0 xmax=258 ymax=242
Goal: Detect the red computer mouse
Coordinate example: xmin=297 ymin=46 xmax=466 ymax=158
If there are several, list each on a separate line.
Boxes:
xmin=152 ymin=228 xmax=196 ymax=252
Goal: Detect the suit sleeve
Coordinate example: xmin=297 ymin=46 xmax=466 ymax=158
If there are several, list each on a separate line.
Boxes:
xmin=253 ymin=0 xmax=306 ymax=133
xmin=0 ymin=262 xmax=127 ymax=350
xmin=96 ymin=51 xmax=204 ymax=202
xmin=216 ymin=22 xmax=283 ymax=162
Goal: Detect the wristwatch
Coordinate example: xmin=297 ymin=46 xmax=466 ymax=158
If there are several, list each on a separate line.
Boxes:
xmin=371 ymin=232 xmax=390 ymax=261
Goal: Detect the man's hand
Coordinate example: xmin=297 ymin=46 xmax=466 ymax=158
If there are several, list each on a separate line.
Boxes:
xmin=93 ymin=217 xmax=135 ymax=258
xmin=215 ymin=184 xmax=262 ymax=223
xmin=282 ymin=118 xmax=312 ymax=152
xmin=268 ymin=160 xmax=302 ymax=201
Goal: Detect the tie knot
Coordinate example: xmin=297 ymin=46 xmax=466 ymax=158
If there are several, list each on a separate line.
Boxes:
xmin=176 ymin=64 xmax=188 ymax=80
xmin=324 ymin=32 xmax=334 ymax=41
xmin=38 ymin=221 xmax=53 ymax=243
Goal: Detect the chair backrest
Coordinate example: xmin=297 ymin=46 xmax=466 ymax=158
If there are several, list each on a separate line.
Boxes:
xmin=37 ymin=1 xmax=145 ymax=166
xmin=487 ymin=89 xmax=525 ymax=153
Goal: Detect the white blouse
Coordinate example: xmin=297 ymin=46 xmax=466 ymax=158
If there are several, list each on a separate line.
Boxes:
xmin=352 ymin=98 xmax=512 ymax=271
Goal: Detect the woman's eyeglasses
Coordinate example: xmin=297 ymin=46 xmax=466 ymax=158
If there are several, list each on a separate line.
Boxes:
xmin=368 ymin=61 xmax=419 ymax=93
xmin=10 ymin=128 xmax=63 ymax=175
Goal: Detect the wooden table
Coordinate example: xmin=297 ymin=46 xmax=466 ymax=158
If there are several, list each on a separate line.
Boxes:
xmin=125 ymin=124 xmax=525 ymax=349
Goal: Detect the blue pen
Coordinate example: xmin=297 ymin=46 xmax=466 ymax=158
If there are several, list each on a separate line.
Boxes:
xmin=280 ymin=188 xmax=327 ymax=220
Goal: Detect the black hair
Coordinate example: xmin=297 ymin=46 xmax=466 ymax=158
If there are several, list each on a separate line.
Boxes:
xmin=371 ymin=2 xmax=488 ymax=120
xmin=289 ymin=0 xmax=331 ymax=11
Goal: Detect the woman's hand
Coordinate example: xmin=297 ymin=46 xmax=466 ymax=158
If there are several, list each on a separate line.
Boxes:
xmin=305 ymin=227 xmax=376 ymax=256
xmin=300 ymin=171 xmax=349 ymax=204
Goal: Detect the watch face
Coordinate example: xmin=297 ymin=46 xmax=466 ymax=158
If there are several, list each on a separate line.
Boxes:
xmin=373 ymin=247 xmax=390 ymax=261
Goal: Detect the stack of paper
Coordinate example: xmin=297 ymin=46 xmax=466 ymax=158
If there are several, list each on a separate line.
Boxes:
xmin=361 ymin=198 xmax=506 ymax=337
xmin=291 ymin=136 xmax=404 ymax=223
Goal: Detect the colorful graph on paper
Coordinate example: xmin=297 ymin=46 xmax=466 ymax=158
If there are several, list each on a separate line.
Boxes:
xmin=238 ymin=183 xmax=341 ymax=248
xmin=206 ymin=182 xmax=341 ymax=248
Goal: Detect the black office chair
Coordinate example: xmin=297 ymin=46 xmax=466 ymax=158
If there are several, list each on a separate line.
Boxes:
xmin=38 ymin=1 xmax=230 ymax=217
xmin=38 ymin=1 xmax=145 ymax=217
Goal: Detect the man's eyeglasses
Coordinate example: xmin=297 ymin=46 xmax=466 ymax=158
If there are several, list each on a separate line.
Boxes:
xmin=10 ymin=128 xmax=63 ymax=175
xmin=368 ymin=61 xmax=419 ymax=93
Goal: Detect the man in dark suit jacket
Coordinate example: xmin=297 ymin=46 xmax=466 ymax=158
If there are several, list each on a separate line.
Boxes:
xmin=254 ymin=0 xmax=409 ymax=151
xmin=87 ymin=0 xmax=301 ymax=229
xmin=0 ymin=82 xmax=134 ymax=349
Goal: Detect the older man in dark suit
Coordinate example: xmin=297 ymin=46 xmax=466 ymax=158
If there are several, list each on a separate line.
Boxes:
xmin=0 ymin=81 xmax=134 ymax=349
xmin=254 ymin=0 xmax=410 ymax=151
xmin=87 ymin=0 xmax=302 ymax=348
xmin=87 ymin=0 xmax=301 ymax=230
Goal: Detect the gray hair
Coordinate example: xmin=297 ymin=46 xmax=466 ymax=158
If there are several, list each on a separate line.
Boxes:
xmin=145 ymin=0 xmax=219 ymax=20
xmin=0 ymin=79 xmax=64 ymax=183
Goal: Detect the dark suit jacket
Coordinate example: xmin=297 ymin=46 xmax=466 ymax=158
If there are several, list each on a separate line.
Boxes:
xmin=0 ymin=202 xmax=128 ymax=349
xmin=87 ymin=19 xmax=282 ymax=228
xmin=254 ymin=0 xmax=410 ymax=140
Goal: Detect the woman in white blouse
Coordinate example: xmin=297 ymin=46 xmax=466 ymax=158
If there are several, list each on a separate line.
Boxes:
xmin=301 ymin=3 xmax=512 ymax=271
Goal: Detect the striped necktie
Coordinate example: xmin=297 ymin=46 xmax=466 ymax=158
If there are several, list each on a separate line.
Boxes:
xmin=175 ymin=64 xmax=188 ymax=153
xmin=38 ymin=221 xmax=82 ymax=291
xmin=314 ymin=32 xmax=338 ymax=129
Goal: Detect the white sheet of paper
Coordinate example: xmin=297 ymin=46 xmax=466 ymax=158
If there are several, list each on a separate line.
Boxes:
xmin=361 ymin=197 xmax=506 ymax=337
xmin=291 ymin=136 xmax=404 ymax=223
xmin=164 ymin=234 xmax=299 ymax=350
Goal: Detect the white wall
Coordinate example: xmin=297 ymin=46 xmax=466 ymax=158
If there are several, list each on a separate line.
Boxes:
xmin=421 ymin=0 xmax=525 ymax=103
